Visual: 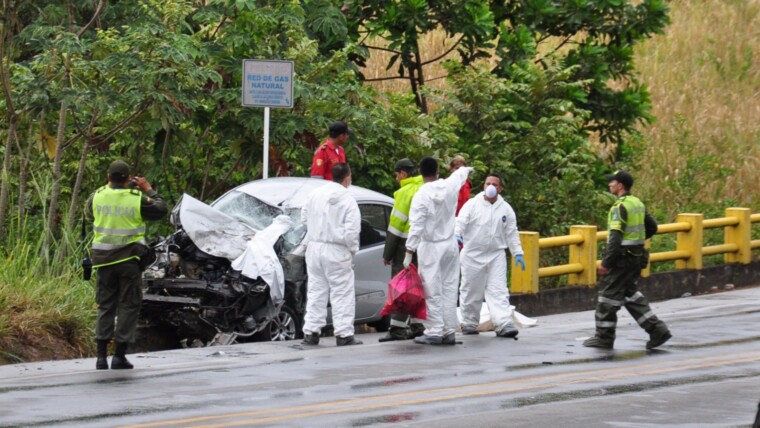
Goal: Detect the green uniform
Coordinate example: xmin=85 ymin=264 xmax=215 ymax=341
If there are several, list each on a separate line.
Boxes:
xmin=87 ymin=185 xmax=167 ymax=344
xmin=593 ymin=194 xmax=668 ymax=345
xmin=383 ymin=175 xmax=424 ymax=338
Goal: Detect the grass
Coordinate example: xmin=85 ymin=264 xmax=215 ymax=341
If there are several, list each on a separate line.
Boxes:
xmin=0 ymin=218 xmax=95 ymax=363
xmin=631 ymin=0 xmax=760 ymax=220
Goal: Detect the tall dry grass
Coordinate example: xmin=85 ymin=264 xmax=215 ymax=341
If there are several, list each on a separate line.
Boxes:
xmin=633 ymin=0 xmax=760 ymax=218
xmin=360 ymin=31 xmax=464 ymax=95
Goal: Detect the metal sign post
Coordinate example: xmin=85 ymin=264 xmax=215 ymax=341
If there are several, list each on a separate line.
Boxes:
xmin=242 ymin=59 xmax=294 ymax=179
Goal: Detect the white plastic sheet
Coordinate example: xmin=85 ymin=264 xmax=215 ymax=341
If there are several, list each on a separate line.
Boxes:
xmin=231 ymin=215 xmax=293 ymax=304
xmin=457 ymin=305 xmax=538 ymax=332
xmin=178 ymin=194 xmax=256 ymax=260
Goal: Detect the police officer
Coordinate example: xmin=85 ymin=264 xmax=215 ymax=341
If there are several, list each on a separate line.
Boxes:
xmin=583 ymin=170 xmax=671 ymax=350
xmin=87 ymin=160 xmax=167 ymax=369
xmin=379 ymin=158 xmax=425 ymax=342
xmin=310 ymin=121 xmax=350 ymax=181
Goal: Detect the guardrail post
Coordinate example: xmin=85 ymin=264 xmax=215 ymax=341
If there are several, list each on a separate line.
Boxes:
xmin=511 ymin=231 xmax=539 ymax=294
xmin=725 ymin=207 xmax=751 ymax=264
xmin=568 ymin=225 xmax=597 ymax=286
xmin=676 ymin=213 xmax=703 ymax=270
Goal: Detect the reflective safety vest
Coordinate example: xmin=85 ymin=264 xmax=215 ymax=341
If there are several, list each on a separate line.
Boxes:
xmin=92 ymin=186 xmax=146 ymax=267
xmin=608 ymin=194 xmax=646 ymax=246
xmin=388 ymin=175 xmax=424 ymax=238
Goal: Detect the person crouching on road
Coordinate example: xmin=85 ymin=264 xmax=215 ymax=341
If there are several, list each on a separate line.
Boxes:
xmin=405 ymin=157 xmax=473 ymax=345
xmin=583 ymin=170 xmax=671 ymax=350
xmin=301 ymin=163 xmax=363 ymax=346
xmin=456 ymin=173 xmax=526 ymax=338
xmin=380 ymin=158 xmax=425 ymax=342
xmin=87 ymin=160 xmax=168 ymax=370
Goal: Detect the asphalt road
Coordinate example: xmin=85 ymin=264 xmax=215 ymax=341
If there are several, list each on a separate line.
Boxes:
xmin=1 ymin=286 xmax=759 ymax=428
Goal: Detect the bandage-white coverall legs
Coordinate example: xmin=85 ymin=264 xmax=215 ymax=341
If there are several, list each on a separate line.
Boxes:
xmin=303 ymin=242 xmax=356 ymax=337
xmin=418 ymin=238 xmax=460 ymax=337
xmin=459 ymin=252 xmax=513 ymax=332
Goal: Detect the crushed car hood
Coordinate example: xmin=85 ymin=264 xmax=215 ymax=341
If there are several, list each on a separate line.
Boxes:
xmin=178 ymin=194 xmax=292 ymax=303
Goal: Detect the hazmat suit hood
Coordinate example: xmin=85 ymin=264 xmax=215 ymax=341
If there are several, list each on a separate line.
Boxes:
xmin=300 ymin=181 xmax=361 ymax=255
xmin=324 ymin=181 xmax=351 ymax=205
xmin=406 ymin=166 xmax=472 ymax=250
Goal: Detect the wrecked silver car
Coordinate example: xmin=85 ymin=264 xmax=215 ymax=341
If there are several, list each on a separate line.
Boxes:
xmin=139 ymin=177 xmax=394 ymax=347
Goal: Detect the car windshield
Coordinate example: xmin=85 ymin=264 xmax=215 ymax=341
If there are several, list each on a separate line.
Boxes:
xmin=213 ymin=191 xmax=306 ymax=251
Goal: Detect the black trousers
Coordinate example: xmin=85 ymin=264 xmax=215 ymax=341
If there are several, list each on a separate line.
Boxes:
xmin=95 ymin=260 xmax=142 ymax=344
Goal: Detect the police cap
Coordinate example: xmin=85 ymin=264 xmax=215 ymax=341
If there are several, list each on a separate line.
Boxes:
xmin=605 ymin=169 xmax=634 ymax=189
xmin=394 ymin=158 xmax=416 ymax=172
xmin=108 ymin=160 xmax=130 ymax=181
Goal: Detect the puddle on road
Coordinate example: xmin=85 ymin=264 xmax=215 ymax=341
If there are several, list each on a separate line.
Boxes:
xmin=206 ymin=351 xmax=260 ymax=358
xmin=351 ymin=412 xmax=418 ymax=426
xmin=351 ymin=377 xmax=425 ymax=390
xmin=270 ymin=390 xmax=305 ymax=399
xmin=668 ymin=336 xmax=760 ymax=351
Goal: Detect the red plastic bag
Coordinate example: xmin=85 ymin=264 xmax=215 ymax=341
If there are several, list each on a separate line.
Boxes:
xmin=380 ymin=264 xmax=426 ymax=320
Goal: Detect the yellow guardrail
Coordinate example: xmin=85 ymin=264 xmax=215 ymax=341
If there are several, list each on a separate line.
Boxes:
xmin=510 ymin=207 xmax=760 ymax=294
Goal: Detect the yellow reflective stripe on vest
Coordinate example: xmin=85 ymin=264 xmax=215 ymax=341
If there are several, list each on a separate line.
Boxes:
xmin=92 ymin=186 xmax=145 ymax=253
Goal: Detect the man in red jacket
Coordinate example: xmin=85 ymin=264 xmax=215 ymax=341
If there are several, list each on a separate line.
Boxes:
xmin=311 ymin=121 xmax=350 ymax=180
xmin=450 ymin=155 xmax=471 ymax=216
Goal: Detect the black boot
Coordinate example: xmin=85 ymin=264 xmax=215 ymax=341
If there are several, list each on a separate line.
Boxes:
xmin=96 ymin=340 xmax=109 ymax=370
xmin=111 ymin=342 xmax=134 ymax=370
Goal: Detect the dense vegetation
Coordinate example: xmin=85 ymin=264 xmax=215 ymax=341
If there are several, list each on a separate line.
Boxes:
xmin=0 ymin=0 xmax=756 ymax=362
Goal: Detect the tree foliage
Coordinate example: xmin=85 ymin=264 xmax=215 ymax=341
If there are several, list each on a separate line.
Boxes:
xmin=0 ymin=0 xmax=669 ymax=254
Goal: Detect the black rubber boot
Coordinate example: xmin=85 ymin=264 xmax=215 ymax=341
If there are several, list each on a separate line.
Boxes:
xmin=646 ymin=325 xmax=672 ymax=349
xmin=96 ymin=340 xmax=109 ymax=370
xmin=582 ymin=336 xmax=614 ymax=349
xmin=378 ymin=327 xmax=412 ymax=342
xmin=336 ymin=335 xmax=363 ymax=346
xmin=111 ymin=342 xmax=134 ymax=370
xmin=301 ymin=333 xmax=320 ymax=346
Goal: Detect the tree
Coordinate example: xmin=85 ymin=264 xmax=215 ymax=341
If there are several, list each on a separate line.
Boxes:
xmin=493 ymin=0 xmax=670 ymax=149
xmin=345 ymin=0 xmax=496 ymax=113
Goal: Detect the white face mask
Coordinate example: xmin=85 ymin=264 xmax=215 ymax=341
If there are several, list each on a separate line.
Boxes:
xmin=485 ymin=184 xmax=498 ymax=198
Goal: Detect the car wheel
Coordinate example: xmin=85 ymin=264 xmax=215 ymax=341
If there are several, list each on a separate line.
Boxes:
xmin=260 ymin=304 xmax=301 ymax=341
xmin=367 ymin=315 xmax=390 ymax=332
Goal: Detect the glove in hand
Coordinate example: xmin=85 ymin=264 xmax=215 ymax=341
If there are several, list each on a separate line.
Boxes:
xmin=515 ymin=254 xmax=526 ymax=271
xmin=403 ymin=251 xmax=413 ymax=269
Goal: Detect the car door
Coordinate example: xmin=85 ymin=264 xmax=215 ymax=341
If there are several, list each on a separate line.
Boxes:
xmin=352 ymin=203 xmax=392 ymax=323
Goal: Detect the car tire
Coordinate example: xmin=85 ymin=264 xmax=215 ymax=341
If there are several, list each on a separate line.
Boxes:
xmin=257 ymin=304 xmax=302 ymax=341
xmin=367 ymin=315 xmax=390 ymax=332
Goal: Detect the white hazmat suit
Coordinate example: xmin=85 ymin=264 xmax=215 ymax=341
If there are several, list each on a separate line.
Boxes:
xmin=301 ymin=181 xmax=361 ymax=338
xmin=406 ymin=166 xmax=472 ymax=338
xmin=455 ymin=192 xmax=523 ymax=334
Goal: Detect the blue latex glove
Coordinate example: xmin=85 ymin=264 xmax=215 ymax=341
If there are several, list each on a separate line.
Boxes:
xmin=515 ymin=254 xmax=526 ymax=271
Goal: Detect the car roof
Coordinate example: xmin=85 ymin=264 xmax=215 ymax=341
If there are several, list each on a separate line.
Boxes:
xmin=221 ymin=177 xmax=393 ymax=209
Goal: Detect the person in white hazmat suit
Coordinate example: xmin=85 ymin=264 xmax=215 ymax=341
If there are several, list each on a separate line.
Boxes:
xmin=404 ymin=157 xmax=473 ymax=345
xmin=455 ymin=173 xmax=526 ymax=338
xmin=300 ymin=163 xmax=363 ymax=346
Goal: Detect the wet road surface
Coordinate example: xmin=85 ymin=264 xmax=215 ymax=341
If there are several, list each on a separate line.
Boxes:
xmin=1 ymin=286 xmax=759 ymax=427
